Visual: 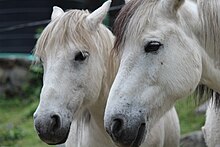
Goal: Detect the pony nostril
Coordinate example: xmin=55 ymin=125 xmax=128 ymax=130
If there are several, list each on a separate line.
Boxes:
xmin=133 ymin=123 xmax=146 ymax=147
xmin=110 ymin=119 xmax=124 ymax=139
xmin=50 ymin=114 xmax=61 ymax=132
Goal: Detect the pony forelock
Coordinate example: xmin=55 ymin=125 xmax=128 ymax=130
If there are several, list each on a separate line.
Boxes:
xmin=113 ymin=0 xmax=158 ymax=55
xmin=34 ymin=9 xmax=114 ymax=61
xmin=113 ymin=0 xmax=143 ymax=54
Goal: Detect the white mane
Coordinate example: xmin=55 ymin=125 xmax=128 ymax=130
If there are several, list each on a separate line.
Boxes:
xmin=198 ymin=0 xmax=220 ymax=69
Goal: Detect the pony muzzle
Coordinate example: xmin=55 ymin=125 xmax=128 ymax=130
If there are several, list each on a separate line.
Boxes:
xmin=34 ymin=112 xmax=71 ymax=145
xmin=105 ymin=114 xmax=146 ymax=147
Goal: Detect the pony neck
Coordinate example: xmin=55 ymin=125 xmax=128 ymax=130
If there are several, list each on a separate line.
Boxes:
xmin=200 ymin=49 xmax=220 ymax=93
xmin=83 ymin=27 xmax=118 ymax=143
xmin=88 ymin=49 xmax=118 ymax=140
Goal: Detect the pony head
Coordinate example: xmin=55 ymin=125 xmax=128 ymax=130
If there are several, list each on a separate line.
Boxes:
xmin=33 ymin=0 xmax=113 ymax=145
xmin=104 ymin=0 xmax=202 ymax=146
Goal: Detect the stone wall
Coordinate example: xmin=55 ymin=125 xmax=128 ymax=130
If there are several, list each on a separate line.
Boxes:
xmin=181 ymin=131 xmax=207 ymax=147
xmin=0 ymin=58 xmax=36 ymax=98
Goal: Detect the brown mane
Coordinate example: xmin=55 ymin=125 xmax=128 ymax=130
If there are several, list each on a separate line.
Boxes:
xmin=113 ymin=0 xmax=143 ymax=54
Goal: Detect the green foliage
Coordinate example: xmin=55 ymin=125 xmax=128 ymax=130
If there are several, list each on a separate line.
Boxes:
xmin=0 ymin=125 xmax=25 ymax=144
xmin=0 ymin=98 xmax=50 ymax=147
xmin=175 ymin=96 xmax=205 ymax=134
xmin=35 ymin=27 xmax=44 ymax=39
xmin=25 ymin=64 xmax=43 ymax=93
xmin=19 ymin=64 xmax=43 ymax=103
xmin=0 ymin=64 xmax=49 ymax=146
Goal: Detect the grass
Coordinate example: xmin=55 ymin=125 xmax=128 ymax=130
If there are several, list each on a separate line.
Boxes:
xmin=0 ymin=64 xmax=51 ymax=147
xmin=175 ymin=96 xmax=205 ymax=135
xmin=0 ymin=98 xmax=52 ymax=147
xmin=0 ymin=95 xmax=205 ymax=146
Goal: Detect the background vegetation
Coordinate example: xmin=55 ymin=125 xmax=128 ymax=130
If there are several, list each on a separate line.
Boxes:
xmin=0 ymin=65 xmax=50 ymax=147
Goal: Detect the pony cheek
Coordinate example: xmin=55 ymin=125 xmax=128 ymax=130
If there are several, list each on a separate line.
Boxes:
xmin=65 ymin=90 xmax=86 ymax=116
xmin=66 ymin=98 xmax=82 ymax=117
xmin=84 ymin=77 xmax=103 ymax=103
xmin=159 ymin=57 xmax=202 ymax=100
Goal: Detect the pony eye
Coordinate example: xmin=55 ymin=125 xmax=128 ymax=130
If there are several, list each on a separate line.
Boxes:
xmin=144 ymin=41 xmax=162 ymax=53
xmin=74 ymin=51 xmax=89 ymax=61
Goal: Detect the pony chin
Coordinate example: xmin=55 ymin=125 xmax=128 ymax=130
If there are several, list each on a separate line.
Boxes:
xmin=42 ymin=126 xmax=71 ymax=145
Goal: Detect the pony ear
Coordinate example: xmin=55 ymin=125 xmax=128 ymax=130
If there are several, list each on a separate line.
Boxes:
xmin=162 ymin=0 xmax=184 ymax=13
xmin=86 ymin=0 xmax=112 ymax=30
xmin=51 ymin=6 xmax=64 ymax=21
xmin=125 ymin=0 xmax=131 ymax=4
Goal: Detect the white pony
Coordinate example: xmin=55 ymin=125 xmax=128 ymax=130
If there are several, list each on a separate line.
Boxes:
xmin=33 ymin=1 xmax=180 ymax=147
xmin=104 ymin=0 xmax=220 ymax=146
xmin=33 ymin=1 xmax=117 ymax=146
